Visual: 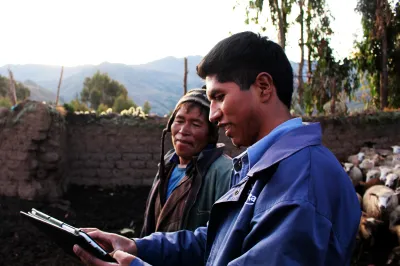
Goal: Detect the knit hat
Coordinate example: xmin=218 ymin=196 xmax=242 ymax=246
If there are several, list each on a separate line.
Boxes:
xmin=165 ymin=88 xmax=212 ymax=133
xmin=159 ymin=88 xmax=219 ymax=180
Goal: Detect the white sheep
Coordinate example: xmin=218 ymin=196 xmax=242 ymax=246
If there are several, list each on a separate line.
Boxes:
xmin=379 ymin=166 xmax=393 ymax=182
xmin=392 ymin=145 xmax=400 ymax=154
xmin=366 ymin=169 xmax=381 ymax=182
xmin=385 ymin=173 xmax=400 ymax=189
xmin=360 ymin=159 xmax=375 ymax=171
xmin=348 ymin=152 xmax=365 ymax=166
xmin=393 ymin=154 xmax=400 ymax=165
xmin=344 ymin=163 xmax=363 ymax=186
xmin=363 ymin=185 xmax=399 ymax=221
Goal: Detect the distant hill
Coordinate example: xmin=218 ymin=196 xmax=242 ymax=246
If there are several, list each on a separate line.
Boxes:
xmin=22 ymin=80 xmax=59 ymax=103
xmin=0 ymin=57 xmax=367 ymax=115
xmin=0 ymin=58 xmax=206 ymax=115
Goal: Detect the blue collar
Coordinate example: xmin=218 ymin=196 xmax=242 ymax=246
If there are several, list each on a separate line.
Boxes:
xmin=168 ymin=143 xmax=217 ymax=164
xmin=233 ymin=117 xmax=304 ymax=170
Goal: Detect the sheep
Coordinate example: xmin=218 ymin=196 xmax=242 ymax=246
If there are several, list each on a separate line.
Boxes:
xmin=359 ymin=159 xmax=376 ymax=177
xmin=393 ymin=154 xmax=400 ymax=166
xmin=358 ymin=212 xmax=384 ymax=242
xmin=386 ymin=173 xmax=400 ymax=190
xmin=380 ymin=166 xmax=394 ymax=182
xmin=392 ymin=146 xmax=400 ymax=155
xmin=363 ymin=185 xmax=399 ymax=221
xmin=355 ymin=211 xmax=384 ymax=261
xmin=344 ymin=163 xmax=363 ymax=186
xmin=366 ymin=169 xmax=381 ymax=182
xmin=348 ymin=152 xmax=365 ymax=166
xmin=390 ymin=206 xmax=400 ymax=229
xmin=377 ymin=149 xmax=392 ymax=158
xmin=360 ymin=147 xmax=377 ymax=157
xmin=357 ymin=178 xmax=384 ymax=195
xmin=386 ymin=207 xmax=400 ymax=265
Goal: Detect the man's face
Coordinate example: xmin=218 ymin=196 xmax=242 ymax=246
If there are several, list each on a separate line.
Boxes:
xmin=171 ymin=103 xmax=210 ymax=161
xmin=206 ymin=75 xmax=260 ymax=148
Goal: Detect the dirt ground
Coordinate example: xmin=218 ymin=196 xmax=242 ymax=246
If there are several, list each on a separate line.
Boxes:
xmin=0 ymin=185 xmax=151 ymax=266
xmin=1 ymin=184 xmax=397 ymax=266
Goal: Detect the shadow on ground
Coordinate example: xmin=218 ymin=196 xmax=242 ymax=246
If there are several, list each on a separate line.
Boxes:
xmin=0 ymin=185 xmax=151 ymax=266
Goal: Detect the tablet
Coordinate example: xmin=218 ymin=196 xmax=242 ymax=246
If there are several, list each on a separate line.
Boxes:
xmin=20 ymin=208 xmax=117 ymax=263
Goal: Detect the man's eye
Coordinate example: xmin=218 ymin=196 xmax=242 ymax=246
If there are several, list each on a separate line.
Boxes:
xmin=215 ymin=94 xmax=224 ymax=101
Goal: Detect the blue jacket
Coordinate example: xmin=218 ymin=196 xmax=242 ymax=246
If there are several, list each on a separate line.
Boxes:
xmin=131 ymin=122 xmax=361 ymax=266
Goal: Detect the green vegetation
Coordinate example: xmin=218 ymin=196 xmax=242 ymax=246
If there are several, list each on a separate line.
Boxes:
xmin=0 ymin=74 xmax=30 ymax=107
xmin=237 ymin=0 xmax=400 ymax=114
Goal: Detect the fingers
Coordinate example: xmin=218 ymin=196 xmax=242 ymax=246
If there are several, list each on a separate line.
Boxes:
xmin=112 ymin=250 xmax=137 ymax=266
xmin=84 ymin=230 xmax=114 ymax=252
xmin=80 ymin=228 xmax=100 ymax=233
xmin=73 ymin=244 xmax=109 ymax=266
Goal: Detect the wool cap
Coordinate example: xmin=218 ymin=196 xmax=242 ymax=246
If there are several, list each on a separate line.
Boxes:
xmin=165 ymin=88 xmax=212 ymax=132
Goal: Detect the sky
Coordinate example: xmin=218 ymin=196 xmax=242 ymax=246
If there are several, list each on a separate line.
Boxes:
xmin=0 ymin=0 xmax=363 ymax=67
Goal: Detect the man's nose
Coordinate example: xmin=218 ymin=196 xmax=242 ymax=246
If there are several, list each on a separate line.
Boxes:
xmin=209 ymin=102 xmax=221 ymax=123
xmin=179 ymin=122 xmax=190 ymax=134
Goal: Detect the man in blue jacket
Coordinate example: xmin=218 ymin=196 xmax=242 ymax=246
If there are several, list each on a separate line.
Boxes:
xmin=74 ymin=31 xmax=361 ymax=266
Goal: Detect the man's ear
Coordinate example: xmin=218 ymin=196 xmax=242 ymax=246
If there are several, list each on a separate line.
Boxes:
xmin=254 ymin=72 xmax=274 ymax=103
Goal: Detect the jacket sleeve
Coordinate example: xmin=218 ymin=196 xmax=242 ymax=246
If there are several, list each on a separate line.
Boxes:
xmin=133 ymin=226 xmax=207 ymax=266
xmin=228 ymin=201 xmax=332 ymax=266
xmin=129 ymin=257 xmax=152 ymax=266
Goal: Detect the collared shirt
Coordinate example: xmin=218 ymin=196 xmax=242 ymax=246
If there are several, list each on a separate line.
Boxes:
xmin=231 ymin=117 xmax=303 ymax=186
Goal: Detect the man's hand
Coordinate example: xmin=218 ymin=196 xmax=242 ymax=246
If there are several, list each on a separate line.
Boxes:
xmin=81 ymin=228 xmax=137 ymax=254
xmin=73 ymin=228 xmax=138 ymax=266
xmin=73 ymin=245 xmax=137 ymax=266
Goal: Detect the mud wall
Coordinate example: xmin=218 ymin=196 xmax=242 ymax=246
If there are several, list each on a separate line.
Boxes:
xmin=1 ymin=101 xmax=400 ymax=200
xmin=65 ymin=111 xmax=400 ymax=187
xmin=0 ymin=102 xmax=67 ymax=201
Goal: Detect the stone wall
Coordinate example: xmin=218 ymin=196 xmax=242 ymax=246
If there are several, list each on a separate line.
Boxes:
xmin=0 ymin=101 xmax=67 ymax=201
xmin=1 ymin=100 xmax=400 ymax=200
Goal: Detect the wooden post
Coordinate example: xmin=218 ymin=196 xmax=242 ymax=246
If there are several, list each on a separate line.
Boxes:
xmin=56 ymin=66 xmax=64 ymax=106
xmin=7 ymin=68 xmax=17 ymax=106
xmin=183 ymin=57 xmax=188 ymax=95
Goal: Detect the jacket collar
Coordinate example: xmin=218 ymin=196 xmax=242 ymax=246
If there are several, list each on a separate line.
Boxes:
xmin=247 ymin=122 xmax=322 ymax=177
xmin=163 ymin=143 xmax=226 ymax=177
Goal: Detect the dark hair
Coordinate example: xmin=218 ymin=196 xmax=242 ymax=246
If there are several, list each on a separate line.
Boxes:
xmin=196 ymin=31 xmax=294 ymax=109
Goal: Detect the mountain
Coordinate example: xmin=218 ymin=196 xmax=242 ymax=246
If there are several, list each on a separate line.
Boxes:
xmin=0 ymin=57 xmax=366 ymax=115
xmin=0 ymin=58 xmax=207 ymax=115
xmin=23 ymin=80 xmax=59 ymax=103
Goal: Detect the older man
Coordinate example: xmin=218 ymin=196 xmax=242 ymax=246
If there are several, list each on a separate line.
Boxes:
xmin=140 ymin=88 xmax=232 ymax=236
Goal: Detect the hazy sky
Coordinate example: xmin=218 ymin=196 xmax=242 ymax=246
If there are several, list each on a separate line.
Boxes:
xmin=0 ymin=0 xmax=362 ymax=67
